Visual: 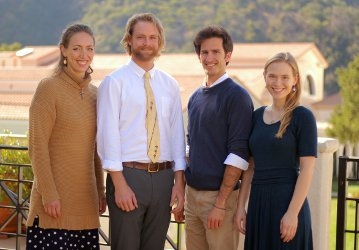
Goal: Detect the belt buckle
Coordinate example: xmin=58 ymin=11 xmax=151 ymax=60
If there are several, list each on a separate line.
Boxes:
xmin=147 ymin=163 xmax=160 ymax=173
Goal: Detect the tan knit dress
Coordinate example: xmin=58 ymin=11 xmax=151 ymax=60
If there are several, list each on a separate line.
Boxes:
xmin=27 ymin=68 xmax=105 ymax=230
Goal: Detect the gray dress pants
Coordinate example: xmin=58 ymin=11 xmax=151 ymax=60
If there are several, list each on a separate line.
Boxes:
xmin=106 ymin=167 xmax=174 ymax=250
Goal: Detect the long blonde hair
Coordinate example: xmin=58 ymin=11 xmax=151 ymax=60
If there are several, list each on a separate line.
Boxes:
xmin=264 ymin=52 xmax=301 ymax=138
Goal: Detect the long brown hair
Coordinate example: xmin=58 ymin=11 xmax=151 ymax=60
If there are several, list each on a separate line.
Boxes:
xmin=264 ymin=52 xmax=301 ymax=138
xmin=54 ymin=24 xmax=95 ymax=79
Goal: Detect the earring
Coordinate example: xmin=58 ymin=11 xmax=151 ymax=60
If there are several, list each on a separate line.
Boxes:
xmin=292 ymin=85 xmax=297 ymax=92
xmin=87 ymin=66 xmax=93 ymax=74
xmin=63 ymin=57 xmax=67 ymax=66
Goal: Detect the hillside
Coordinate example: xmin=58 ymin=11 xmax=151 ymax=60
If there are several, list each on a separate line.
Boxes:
xmin=1 ymin=0 xmax=359 ymax=94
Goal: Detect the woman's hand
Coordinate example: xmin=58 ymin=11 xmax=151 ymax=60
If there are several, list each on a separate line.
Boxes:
xmin=234 ymin=206 xmax=247 ymax=234
xmin=99 ymin=196 xmax=107 ymax=214
xmin=44 ymin=199 xmax=61 ymax=218
xmin=280 ymin=210 xmax=298 ymax=242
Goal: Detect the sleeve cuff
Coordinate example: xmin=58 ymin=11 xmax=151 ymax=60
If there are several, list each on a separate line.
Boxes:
xmin=173 ymin=158 xmax=187 ymax=171
xmin=102 ymin=159 xmax=124 ymax=171
xmin=224 ymin=153 xmax=249 ymax=170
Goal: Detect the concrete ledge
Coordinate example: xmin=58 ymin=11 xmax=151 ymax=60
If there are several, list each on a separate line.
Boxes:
xmin=318 ymin=137 xmax=340 ymax=153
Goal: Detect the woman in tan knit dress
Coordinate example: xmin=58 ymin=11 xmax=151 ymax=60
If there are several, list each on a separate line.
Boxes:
xmin=26 ymin=24 xmax=106 ymax=249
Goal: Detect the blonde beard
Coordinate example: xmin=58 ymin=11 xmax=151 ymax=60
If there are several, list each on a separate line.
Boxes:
xmin=132 ymin=48 xmax=159 ymax=62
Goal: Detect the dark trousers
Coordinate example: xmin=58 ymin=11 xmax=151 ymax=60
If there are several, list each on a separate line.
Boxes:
xmin=106 ymin=167 xmax=174 ymax=250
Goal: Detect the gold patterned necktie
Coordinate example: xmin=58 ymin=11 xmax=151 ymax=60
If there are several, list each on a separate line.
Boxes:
xmin=144 ymin=72 xmax=160 ymax=162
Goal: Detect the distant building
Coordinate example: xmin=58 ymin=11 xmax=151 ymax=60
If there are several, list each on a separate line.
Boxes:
xmin=312 ymin=92 xmax=342 ymax=136
xmin=0 ymin=43 xmax=329 ymax=135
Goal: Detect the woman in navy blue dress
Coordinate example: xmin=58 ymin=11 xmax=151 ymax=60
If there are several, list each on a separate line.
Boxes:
xmin=236 ymin=52 xmax=317 ymax=250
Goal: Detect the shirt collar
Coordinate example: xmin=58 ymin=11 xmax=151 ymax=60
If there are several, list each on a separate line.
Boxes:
xmin=129 ymin=59 xmax=155 ymax=79
xmin=202 ymin=73 xmax=229 ymax=88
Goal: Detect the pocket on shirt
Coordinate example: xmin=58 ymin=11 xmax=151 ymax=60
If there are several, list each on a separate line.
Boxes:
xmin=161 ymin=97 xmax=171 ymax=117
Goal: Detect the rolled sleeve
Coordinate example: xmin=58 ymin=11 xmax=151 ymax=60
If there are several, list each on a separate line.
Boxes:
xmin=173 ymin=158 xmax=186 ymax=171
xmin=170 ymin=82 xmax=186 ymax=172
xmin=224 ymin=153 xmax=249 ymax=170
xmin=102 ymin=160 xmax=124 ymax=172
xmin=97 ymin=75 xmax=124 ymax=171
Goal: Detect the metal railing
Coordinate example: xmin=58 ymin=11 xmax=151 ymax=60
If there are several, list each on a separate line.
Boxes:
xmin=0 ymin=145 xmax=32 ymax=250
xmin=0 ymin=144 xmax=184 ymax=250
xmin=336 ymin=156 xmax=359 ymax=250
xmin=98 ymin=214 xmax=184 ymax=249
xmin=166 ymin=221 xmax=184 ymax=250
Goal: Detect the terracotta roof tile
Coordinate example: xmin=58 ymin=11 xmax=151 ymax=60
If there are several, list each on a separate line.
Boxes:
xmin=0 ymin=93 xmax=33 ymax=105
xmin=0 ymin=43 xmax=329 ymax=121
xmin=0 ymin=104 xmax=29 ymax=120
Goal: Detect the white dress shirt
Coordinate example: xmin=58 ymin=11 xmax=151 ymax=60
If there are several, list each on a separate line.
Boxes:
xmin=97 ymin=59 xmax=186 ymax=172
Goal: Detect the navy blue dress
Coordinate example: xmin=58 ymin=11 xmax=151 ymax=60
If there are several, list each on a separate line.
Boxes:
xmin=245 ymin=106 xmax=317 ymax=250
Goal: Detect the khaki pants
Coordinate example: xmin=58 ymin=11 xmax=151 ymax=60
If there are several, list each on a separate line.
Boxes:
xmin=185 ymin=186 xmax=239 ymax=250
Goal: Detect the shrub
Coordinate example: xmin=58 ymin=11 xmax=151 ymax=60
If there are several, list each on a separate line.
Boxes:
xmin=0 ymin=129 xmax=32 ymax=204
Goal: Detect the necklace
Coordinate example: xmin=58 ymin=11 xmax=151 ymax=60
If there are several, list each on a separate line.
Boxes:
xmin=80 ymin=89 xmax=84 ymax=100
xmin=267 ymin=105 xmax=283 ymax=124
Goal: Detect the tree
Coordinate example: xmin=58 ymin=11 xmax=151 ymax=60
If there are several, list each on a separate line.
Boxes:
xmin=326 ymin=54 xmax=359 ymax=145
xmin=1 ymin=0 xmax=359 ymax=94
xmin=0 ymin=0 xmax=90 ymax=45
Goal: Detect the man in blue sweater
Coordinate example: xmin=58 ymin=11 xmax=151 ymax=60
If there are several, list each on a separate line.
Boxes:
xmin=185 ymin=26 xmax=253 ymax=250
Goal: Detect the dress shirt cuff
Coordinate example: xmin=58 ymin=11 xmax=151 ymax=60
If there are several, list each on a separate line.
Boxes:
xmin=102 ymin=160 xmax=124 ymax=172
xmin=224 ymin=153 xmax=249 ymax=171
xmin=173 ymin=158 xmax=187 ymax=171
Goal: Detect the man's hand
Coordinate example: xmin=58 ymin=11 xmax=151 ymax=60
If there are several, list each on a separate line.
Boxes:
xmin=170 ymin=170 xmax=185 ymax=222
xmin=114 ymin=183 xmax=138 ymax=212
xmin=207 ymin=205 xmax=225 ymax=229
xmin=172 ymin=208 xmax=185 ymax=222
xmin=110 ymin=171 xmax=138 ymax=212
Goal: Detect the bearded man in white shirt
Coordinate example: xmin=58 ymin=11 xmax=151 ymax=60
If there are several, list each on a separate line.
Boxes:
xmin=97 ymin=13 xmax=186 ymax=250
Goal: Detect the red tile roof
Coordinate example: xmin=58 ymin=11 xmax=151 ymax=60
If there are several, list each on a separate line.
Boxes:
xmin=0 ymin=104 xmax=29 ymax=120
xmin=0 ymin=43 xmax=329 ymax=121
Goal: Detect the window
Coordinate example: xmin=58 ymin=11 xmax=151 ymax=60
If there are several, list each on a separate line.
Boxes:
xmin=304 ymin=74 xmax=315 ymax=96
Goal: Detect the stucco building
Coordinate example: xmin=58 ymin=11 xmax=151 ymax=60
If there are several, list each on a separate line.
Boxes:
xmin=0 ymin=43 xmax=329 ymax=135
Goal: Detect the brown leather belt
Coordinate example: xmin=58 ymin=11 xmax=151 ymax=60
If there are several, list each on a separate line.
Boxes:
xmin=122 ymin=161 xmax=172 ymax=172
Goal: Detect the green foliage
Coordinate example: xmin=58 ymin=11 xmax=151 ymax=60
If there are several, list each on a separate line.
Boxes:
xmin=330 ymin=182 xmax=359 ymax=249
xmin=79 ymin=0 xmax=359 ymax=94
xmin=326 ymin=54 xmax=359 ymax=144
xmin=0 ymin=130 xmax=32 ymax=203
xmin=1 ymin=0 xmax=359 ymax=94
xmin=0 ymin=0 xmax=90 ymax=45
xmin=0 ymin=42 xmax=22 ymax=51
